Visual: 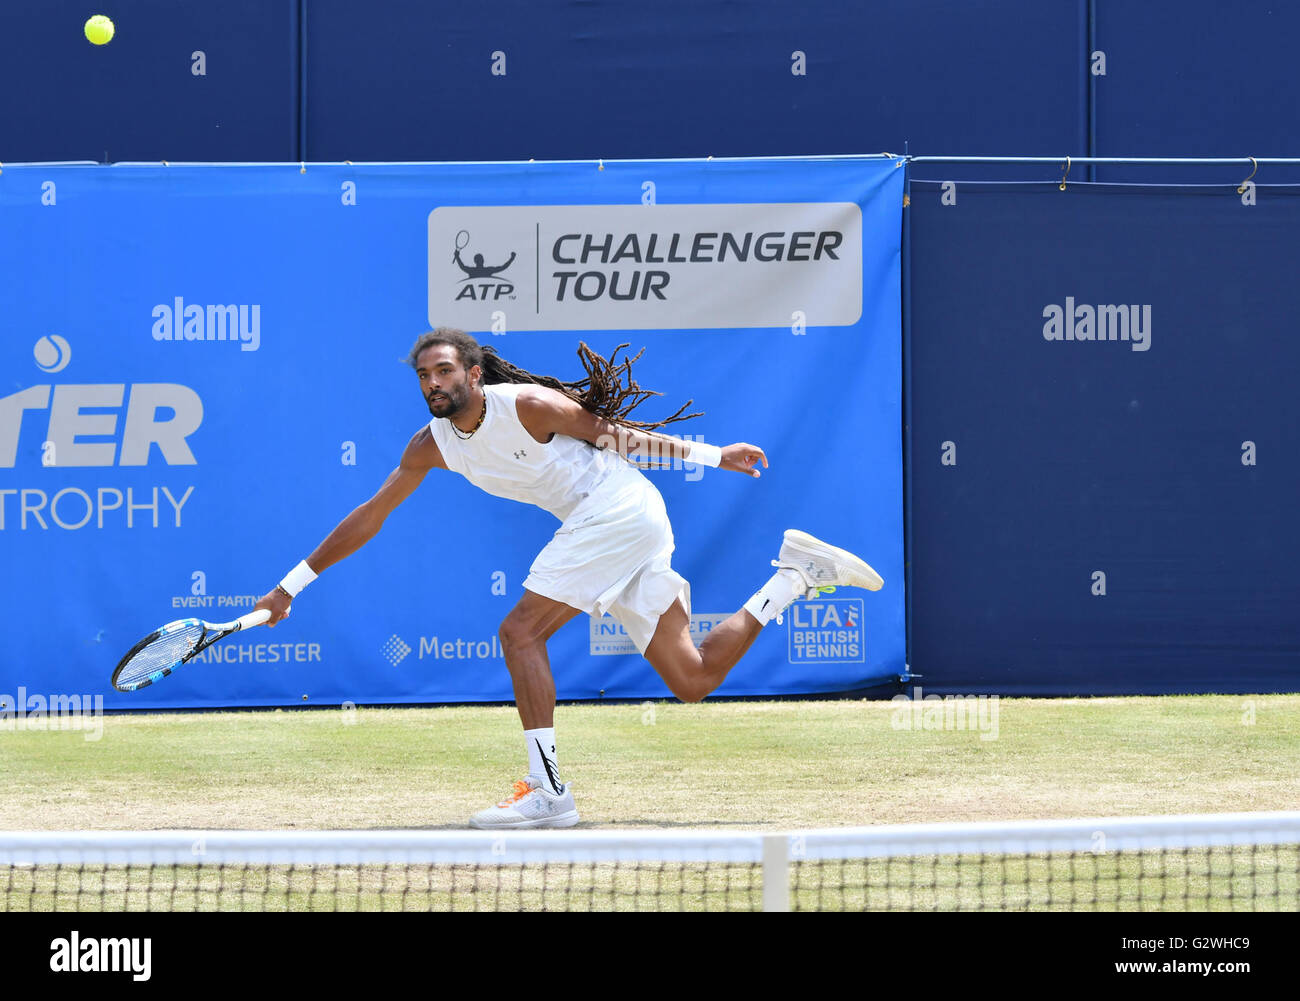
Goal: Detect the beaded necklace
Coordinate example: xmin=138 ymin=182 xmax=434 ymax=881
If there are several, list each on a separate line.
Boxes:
xmin=451 ymin=392 xmax=487 ymax=439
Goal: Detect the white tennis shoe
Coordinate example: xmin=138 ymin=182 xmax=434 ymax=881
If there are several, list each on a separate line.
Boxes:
xmin=469 ymin=778 xmax=580 ymax=830
xmin=775 ymin=529 xmax=885 ymax=597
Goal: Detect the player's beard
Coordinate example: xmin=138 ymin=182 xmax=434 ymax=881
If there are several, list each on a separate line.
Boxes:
xmin=426 ymin=379 xmax=471 ymax=419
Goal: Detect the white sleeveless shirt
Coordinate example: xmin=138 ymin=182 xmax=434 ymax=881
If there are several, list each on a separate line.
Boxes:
xmin=427 ymin=383 xmax=647 ymax=523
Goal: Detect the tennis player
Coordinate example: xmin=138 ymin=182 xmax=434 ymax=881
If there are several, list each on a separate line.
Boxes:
xmin=254 ymin=328 xmax=883 ymax=829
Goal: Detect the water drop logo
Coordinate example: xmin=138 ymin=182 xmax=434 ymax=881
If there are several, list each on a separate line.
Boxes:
xmin=34 ymin=335 xmax=72 ymax=373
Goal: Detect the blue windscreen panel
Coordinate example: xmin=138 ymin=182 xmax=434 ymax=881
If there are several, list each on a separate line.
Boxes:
xmin=5 ymin=1 xmax=1299 ymax=179
xmin=907 ymin=179 xmax=1300 ymax=695
xmin=0 ymin=157 xmax=904 ymax=711
xmin=304 ymin=0 xmax=1083 ymax=169
xmin=0 ymin=0 xmax=297 ymax=163
xmin=1092 ymin=1 xmax=1300 ymax=183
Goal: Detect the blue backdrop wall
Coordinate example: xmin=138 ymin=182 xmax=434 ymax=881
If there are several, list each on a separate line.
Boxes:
xmin=1091 ymin=2 xmax=1300 ymax=184
xmin=907 ymin=179 xmax=1300 ymax=695
xmin=4 ymin=3 xmax=1299 ymax=701
xmin=301 ymin=0 xmax=1081 ymax=166
xmin=6 ymin=1 xmax=1296 ymax=180
xmin=0 ymin=0 xmax=298 ymax=163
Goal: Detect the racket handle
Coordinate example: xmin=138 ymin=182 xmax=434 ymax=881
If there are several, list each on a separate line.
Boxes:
xmin=237 ymin=608 xmax=273 ymax=630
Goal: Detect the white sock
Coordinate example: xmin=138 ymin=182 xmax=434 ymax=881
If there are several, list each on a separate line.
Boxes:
xmin=743 ymin=567 xmax=806 ymax=626
xmin=524 ymin=727 xmax=563 ymax=793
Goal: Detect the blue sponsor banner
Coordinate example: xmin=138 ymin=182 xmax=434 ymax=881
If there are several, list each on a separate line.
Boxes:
xmin=908 ymin=179 xmax=1300 ymax=695
xmin=0 ymin=157 xmax=904 ymax=709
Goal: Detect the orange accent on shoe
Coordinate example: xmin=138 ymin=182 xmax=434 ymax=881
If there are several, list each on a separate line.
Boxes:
xmin=495 ymin=780 xmax=533 ymax=808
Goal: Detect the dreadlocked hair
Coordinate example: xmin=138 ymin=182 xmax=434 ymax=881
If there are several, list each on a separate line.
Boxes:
xmin=407 ymin=327 xmax=702 ymax=432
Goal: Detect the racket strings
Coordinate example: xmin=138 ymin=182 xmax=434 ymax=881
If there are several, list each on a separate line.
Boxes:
xmin=114 ymin=623 xmax=206 ymax=689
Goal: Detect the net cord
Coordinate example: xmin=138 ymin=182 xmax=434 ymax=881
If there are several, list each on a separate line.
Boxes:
xmin=3 ymin=811 xmax=1298 ymax=867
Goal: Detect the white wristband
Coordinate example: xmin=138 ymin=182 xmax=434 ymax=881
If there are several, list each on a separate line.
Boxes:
xmin=688 ymin=441 xmax=722 ymax=468
xmin=278 ymin=560 xmax=318 ymax=598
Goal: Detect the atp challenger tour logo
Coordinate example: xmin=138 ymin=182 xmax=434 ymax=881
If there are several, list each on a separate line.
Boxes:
xmin=429 ymin=203 xmax=862 ymax=331
xmin=1042 ymin=298 xmax=1152 ymax=352
xmin=451 ymin=230 xmax=518 ymax=302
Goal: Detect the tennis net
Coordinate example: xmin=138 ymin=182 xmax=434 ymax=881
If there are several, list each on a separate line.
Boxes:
xmin=3 ymin=812 xmax=1297 ymax=912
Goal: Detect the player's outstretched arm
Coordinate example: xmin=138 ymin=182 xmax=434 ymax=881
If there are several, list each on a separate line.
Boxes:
xmin=716 ymin=443 xmax=768 ymax=478
xmin=254 ymin=427 xmax=444 ymax=625
xmin=515 ymin=386 xmax=768 ymax=478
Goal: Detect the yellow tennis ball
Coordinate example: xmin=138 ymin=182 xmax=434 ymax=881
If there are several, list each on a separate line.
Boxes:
xmin=85 ymin=15 xmax=115 ymax=46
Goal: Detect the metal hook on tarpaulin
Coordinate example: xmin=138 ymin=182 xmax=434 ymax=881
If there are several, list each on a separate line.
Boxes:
xmin=1237 ymin=157 xmax=1258 ymax=194
xmin=1059 ymin=156 xmax=1071 ymax=191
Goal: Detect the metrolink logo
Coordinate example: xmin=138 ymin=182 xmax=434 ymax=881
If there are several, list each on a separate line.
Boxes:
xmin=417 ymin=635 xmax=504 ymax=660
xmin=382 ymin=635 xmax=412 ymax=666
xmin=429 ymin=202 xmax=863 ymax=332
xmin=151 ymin=297 xmax=261 ymax=351
xmin=1042 ymin=298 xmax=1152 ymax=352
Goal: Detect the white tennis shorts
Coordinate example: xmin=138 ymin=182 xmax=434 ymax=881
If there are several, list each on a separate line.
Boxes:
xmin=523 ymin=478 xmax=690 ymax=654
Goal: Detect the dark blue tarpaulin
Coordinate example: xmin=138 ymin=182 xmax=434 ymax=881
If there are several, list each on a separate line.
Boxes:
xmin=907 ymin=179 xmax=1300 ymax=694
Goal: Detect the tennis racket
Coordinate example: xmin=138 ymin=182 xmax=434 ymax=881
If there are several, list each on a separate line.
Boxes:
xmin=110 ymin=608 xmax=272 ymax=693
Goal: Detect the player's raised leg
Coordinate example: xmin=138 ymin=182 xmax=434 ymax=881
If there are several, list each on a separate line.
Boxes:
xmin=645 ymin=529 xmax=884 ymax=703
xmin=644 ymin=599 xmax=760 ymax=702
xmin=470 ymin=589 xmax=582 ymax=830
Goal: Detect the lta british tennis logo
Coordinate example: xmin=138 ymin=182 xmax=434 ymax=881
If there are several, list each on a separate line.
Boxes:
xmin=787 ymin=597 xmax=865 ymax=664
xmin=452 ymin=230 xmax=517 ymax=302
